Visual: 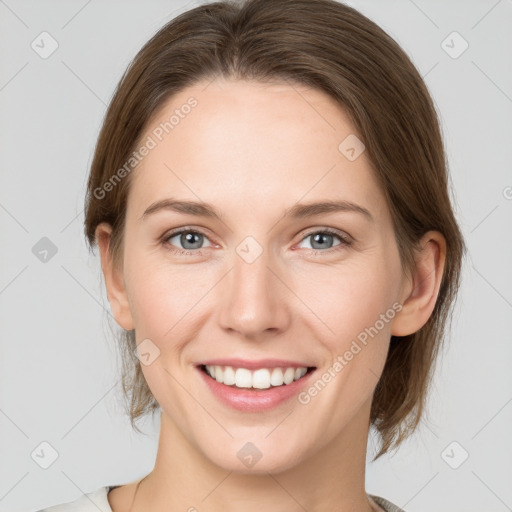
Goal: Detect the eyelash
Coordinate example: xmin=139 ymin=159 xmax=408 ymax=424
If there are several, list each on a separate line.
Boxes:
xmin=161 ymin=226 xmax=352 ymax=256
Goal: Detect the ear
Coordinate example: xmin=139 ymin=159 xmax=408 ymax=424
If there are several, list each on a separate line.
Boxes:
xmin=391 ymin=230 xmax=446 ymax=337
xmin=95 ymin=222 xmax=135 ymax=331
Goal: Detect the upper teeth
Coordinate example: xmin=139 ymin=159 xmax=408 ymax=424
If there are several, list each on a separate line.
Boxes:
xmin=205 ymin=365 xmax=308 ymax=389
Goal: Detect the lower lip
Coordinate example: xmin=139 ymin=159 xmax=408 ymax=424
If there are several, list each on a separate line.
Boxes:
xmin=197 ymin=366 xmax=316 ymax=412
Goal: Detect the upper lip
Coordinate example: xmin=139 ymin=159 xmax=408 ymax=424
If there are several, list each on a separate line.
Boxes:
xmin=197 ymin=358 xmax=315 ymax=370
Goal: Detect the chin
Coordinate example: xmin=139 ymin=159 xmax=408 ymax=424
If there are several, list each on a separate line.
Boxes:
xmin=201 ymin=438 xmax=308 ymax=475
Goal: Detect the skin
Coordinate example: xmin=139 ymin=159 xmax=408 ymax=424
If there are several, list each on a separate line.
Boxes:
xmin=96 ymin=77 xmax=446 ymax=512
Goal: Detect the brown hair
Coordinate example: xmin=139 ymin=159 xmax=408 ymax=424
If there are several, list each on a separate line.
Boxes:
xmin=84 ymin=0 xmax=466 ymax=460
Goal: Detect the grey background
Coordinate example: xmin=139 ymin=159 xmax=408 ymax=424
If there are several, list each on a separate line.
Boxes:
xmin=0 ymin=1 xmax=511 ymax=511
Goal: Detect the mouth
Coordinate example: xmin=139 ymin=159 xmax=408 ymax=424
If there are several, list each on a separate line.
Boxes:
xmin=198 ymin=364 xmax=316 ymax=390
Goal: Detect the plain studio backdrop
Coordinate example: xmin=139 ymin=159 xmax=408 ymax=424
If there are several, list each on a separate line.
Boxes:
xmin=0 ymin=1 xmax=511 ymax=511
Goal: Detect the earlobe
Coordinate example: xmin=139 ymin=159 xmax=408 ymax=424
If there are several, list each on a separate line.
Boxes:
xmin=391 ymin=231 xmax=446 ymax=337
xmin=95 ymin=222 xmax=135 ymax=331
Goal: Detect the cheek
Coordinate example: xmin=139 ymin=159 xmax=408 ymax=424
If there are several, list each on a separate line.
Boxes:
xmin=293 ymin=259 xmax=401 ymax=424
xmin=292 ymin=254 xmax=401 ymax=350
xmin=127 ymin=273 xmax=172 ymax=334
xmin=124 ymin=254 xmax=217 ymax=340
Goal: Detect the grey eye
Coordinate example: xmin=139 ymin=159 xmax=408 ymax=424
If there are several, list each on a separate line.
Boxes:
xmin=167 ymin=231 xmax=212 ymax=250
xmin=300 ymin=232 xmax=342 ymax=250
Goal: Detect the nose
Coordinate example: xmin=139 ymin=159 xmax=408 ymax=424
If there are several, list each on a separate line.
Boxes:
xmin=217 ymin=246 xmax=291 ymax=339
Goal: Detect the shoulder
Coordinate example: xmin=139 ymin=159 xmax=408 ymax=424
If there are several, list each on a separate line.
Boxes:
xmin=37 ymin=486 xmax=115 ymax=512
xmin=369 ymin=494 xmax=407 ymax=512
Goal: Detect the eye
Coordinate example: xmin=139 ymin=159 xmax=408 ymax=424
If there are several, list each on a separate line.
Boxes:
xmin=163 ymin=229 xmax=212 ymax=253
xmin=161 ymin=227 xmax=352 ymax=256
xmin=297 ymin=229 xmax=352 ymax=252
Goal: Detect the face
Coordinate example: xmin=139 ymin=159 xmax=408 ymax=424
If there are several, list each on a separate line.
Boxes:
xmin=102 ymin=78 xmax=413 ymax=473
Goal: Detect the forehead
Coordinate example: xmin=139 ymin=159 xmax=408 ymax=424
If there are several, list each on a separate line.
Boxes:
xmin=127 ymin=78 xmax=386 ymax=220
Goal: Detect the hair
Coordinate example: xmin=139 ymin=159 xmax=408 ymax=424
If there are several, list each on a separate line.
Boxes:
xmin=84 ymin=0 xmax=466 ymax=460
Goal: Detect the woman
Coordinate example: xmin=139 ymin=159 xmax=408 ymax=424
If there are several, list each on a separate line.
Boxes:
xmin=40 ymin=0 xmax=465 ymax=510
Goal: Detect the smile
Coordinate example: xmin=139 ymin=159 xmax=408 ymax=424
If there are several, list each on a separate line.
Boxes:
xmin=197 ymin=362 xmax=317 ymax=412
xmin=201 ymin=364 xmax=313 ymax=389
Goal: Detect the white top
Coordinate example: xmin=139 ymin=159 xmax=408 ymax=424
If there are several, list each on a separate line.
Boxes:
xmin=37 ymin=486 xmax=405 ymax=512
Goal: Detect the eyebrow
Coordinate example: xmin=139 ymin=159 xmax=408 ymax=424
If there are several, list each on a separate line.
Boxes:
xmin=140 ymin=198 xmax=373 ymax=222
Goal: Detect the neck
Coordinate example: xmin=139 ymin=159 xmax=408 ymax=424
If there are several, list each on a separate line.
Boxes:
xmin=134 ymin=401 xmax=375 ymax=512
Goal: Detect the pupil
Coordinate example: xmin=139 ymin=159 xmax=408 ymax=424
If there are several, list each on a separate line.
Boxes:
xmin=182 ymin=232 xmax=202 ymax=250
xmin=312 ymin=233 xmax=332 ymax=250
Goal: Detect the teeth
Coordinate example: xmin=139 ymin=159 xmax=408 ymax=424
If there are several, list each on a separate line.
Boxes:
xmin=204 ymin=365 xmax=309 ymax=389
xmin=235 ymin=368 xmax=252 ymax=388
xmin=252 ymin=369 xmax=271 ymax=389
xmin=283 ymin=367 xmax=295 ymax=385
xmin=270 ymin=368 xmax=284 ymax=387
xmin=223 ymin=366 xmax=235 ymax=385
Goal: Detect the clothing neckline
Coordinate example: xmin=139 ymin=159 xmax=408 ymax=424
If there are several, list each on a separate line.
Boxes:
xmin=106 ymin=485 xmax=389 ymax=512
